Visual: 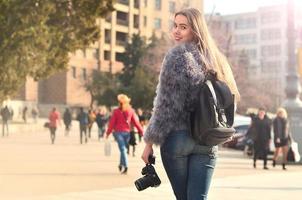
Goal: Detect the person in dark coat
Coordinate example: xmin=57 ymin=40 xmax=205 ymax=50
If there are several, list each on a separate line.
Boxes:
xmin=95 ymin=106 xmax=109 ymax=140
xmin=63 ymin=108 xmax=72 ymax=136
xmin=1 ymin=106 xmax=11 ymax=137
xmin=76 ymin=107 xmax=88 ymax=144
xmin=252 ymin=108 xmax=271 ymax=170
xmin=272 ymin=107 xmax=291 ymax=170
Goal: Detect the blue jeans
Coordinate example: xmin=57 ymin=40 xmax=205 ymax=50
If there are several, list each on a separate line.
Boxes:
xmin=113 ymin=132 xmax=130 ymax=168
xmin=160 ymin=130 xmax=217 ymax=200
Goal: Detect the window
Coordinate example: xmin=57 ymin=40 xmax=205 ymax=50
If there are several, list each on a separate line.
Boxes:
xmin=117 ymin=0 xmax=129 ymax=5
xmin=155 ymin=0 xmax=161 ymax=10
xmin=71 ymin=67 xmax=76 ymax=78
xmin=234 ymin=34 xmax=257 ymax=44
xmin=116 ymin=31 xmax=127 ymax=46
xmin=144 ymin=0 xmax=148 ymax=7
xmin=104 ymin=51 xmax=110 ymax=60
xmin=134 ymin=14 xmax=139 ymax=28
xmin=261 ymin=60 xmax=281 ymax=73
xmin=105 ymin=29 xmax=111 ymax=44
xmin=261 ymin=45 xmax=281 ymax=57
xmin=82 ymin=68 xmax=87 ymax=80
xmin=261 ymin=29 xmax=281 ymax=40
xmin=246 ymin=49 xmax=257 ymax=59
xmin=116 ymin=11 xmax=129 ymax=26
xmin=154 ymin=18 xmax=161 ymax=29
xmin=261 ymin=11 xmax=280 ymax=24
xmin=235 ymin=18 xmax=257 ymax=29
xmin=134 ymin=0 xmax=139 ymax=8
xmin=169 ymin=1 xmax=175 ymax=13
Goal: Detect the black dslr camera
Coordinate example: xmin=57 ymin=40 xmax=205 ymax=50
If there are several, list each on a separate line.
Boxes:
xmin=134 ymin=155 xmax=161 ymax=191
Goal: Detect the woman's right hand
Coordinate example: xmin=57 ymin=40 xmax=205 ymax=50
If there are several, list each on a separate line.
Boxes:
xmin=141 ymin=143 xmax=153 ymax=164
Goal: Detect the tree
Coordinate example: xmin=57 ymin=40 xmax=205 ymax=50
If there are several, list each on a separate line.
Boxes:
xmin=118 ymin=33 xmax=147 ymax=87
xmin=0 ymin=0 xmax=114 ymax=102
xmin=122 ymin=67 xmax=157 ymax=110
xmin=142 ymin=33 xmax=171 ymax=73
xmin=85 ymin=71 xmax=119 ymax=108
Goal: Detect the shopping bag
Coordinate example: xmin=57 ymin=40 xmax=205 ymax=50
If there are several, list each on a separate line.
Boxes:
xmin=288 ymin=141 xmax=301 ymax=162
xmin=104 ymin=140 xmax=111 ymax=157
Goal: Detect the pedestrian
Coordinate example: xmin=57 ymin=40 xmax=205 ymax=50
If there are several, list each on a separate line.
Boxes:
xmin=127 ymin=126 xmax=137 ymax=157
xmin=63 ymin=108 xmax=72 ymax=136
xmin=31 ymin=107 xmax=39 ymax=123
xmin=76 ymin=107 xmax=88 ymax=144
xmin=252 ymin=108 xmax=271 ymax=170
xmin=141 ymin=8 xmax=239 ymax=200
xmin=48 ymin=107 xmax=61 ymax=144
xmin=87 ymin=109 xmax=96 ymax=138
xmin=1 ymin=106 xmax=11 ymax=137
xmin=272 ymin=107 xmax=291 ymax=170
xmin=137 ymin=108 xmax=146 ymax=142
xmin=95 ymin=106 xmax=109 ymax=140
xmin=22 ymin=106 xmax=28 ymax=123
xmin=105 ymin=94 xmax=144 ymax=175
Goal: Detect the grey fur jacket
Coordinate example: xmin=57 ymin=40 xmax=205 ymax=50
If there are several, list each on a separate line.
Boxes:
xmin=144 ymin=42 xmax=205 ymax=145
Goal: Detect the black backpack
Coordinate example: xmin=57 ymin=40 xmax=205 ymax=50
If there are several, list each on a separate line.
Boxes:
xmin=190 ymin=71 xmax=235 ymax=146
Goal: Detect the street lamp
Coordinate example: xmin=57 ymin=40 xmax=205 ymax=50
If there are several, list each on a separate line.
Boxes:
xmin=282 ymin=0 xmax=302 ymax=161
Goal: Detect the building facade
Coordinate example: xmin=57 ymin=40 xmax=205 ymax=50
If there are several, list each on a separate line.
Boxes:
xmin=13 ymin=0 xmax=203 ymax=116
xmin=210 ymin=4 xmax=302 ymax=106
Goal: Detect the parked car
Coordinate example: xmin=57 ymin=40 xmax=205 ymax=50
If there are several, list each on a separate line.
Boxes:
xmin=223 ymin=115 xmax=251 ymax=150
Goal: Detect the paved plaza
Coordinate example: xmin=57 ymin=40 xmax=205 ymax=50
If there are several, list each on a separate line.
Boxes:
xmin=0 ymin=120 xmax=302 ymax=200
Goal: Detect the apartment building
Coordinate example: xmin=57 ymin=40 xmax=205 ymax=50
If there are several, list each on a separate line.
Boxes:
xmin=12 ymin=0 xmax=203 ymax=116
xmin=210 ymin=4 xmax=302 ymax=105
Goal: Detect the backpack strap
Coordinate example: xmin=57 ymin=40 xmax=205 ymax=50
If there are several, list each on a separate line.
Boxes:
xmin=205 ymin=80 xmax=229 ymax=126
xmin=205 ymin=80 xmax=217 ymax=106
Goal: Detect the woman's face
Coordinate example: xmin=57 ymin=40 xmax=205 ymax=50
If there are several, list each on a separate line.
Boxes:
xmin=172 ymin=14 xmax=194 ymax=44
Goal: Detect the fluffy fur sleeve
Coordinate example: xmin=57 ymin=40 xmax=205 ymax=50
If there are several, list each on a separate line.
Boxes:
xmin=143 ymin=43 xmax=204 ymax=145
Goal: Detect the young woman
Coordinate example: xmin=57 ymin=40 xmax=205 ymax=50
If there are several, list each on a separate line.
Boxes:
xmin=272 ymin=107 xmax=290 ymax=170
xmin=141 ymin=8 xmax=239 ymax=200
xmin=105 ymin=94 xmax=143 ymax=174
xmin=48 ymin=107 xmax=61 ymax=144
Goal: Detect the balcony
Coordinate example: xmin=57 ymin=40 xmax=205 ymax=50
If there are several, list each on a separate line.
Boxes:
xmin=116 ymin=31 xmax=127 ymax=46
xmin=117 ymin=0 xmax=129 ymax=6
xmin=117 ymin=11 xmax=129 ymax=27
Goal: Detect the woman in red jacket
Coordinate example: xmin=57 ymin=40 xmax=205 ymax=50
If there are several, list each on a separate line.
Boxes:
xmin=105 ymin=94 xmax=143 ymax=174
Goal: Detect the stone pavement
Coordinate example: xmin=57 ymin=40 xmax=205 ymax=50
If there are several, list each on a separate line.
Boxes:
xmin=24 ymin=171 xmax=302 ymax=200
xmin=1 ymin=120 xmax=302 ymax=200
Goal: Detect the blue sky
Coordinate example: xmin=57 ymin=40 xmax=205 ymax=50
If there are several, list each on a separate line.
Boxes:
xmin=203 ymin=0 xmax=302 ymax=15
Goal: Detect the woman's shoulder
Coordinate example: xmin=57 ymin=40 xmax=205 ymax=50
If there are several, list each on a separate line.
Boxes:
xmin=166 ymin=42 xmax=199 ymax=58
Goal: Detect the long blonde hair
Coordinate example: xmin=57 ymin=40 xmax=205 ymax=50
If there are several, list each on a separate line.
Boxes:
xmin=117 ymin=94 xmax=131 ymax=111
xmin=276 ymin=107 xmax=287 ymax=119
xmin=175 ymin=8 xmax=240 ymax=102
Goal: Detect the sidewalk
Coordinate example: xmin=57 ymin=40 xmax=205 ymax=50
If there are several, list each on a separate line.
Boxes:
xmin=1 ymin=123 xmax=302 ymax=200
xmin=25 ymin=171 xmax=302 ymax=200
xmin=19 ymin=158 xmax=301 ymax=200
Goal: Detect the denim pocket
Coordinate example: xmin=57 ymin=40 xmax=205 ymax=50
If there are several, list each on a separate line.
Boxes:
xmin=192 ymin=144 xmax=218 ymax=159
xmin=161 ymin=131 xmax=194 ymax=158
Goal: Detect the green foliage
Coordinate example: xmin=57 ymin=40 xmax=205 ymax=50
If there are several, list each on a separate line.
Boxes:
xmin=88 ymin=33 xmax=170 ymax=110
xmin=85 ymin=71 xmax=120 ymax=108
xmin=122 ymin=67 xmax=157 ymax=109
xmin=118 ymin=33 xmax=147 ymax=87
xmin=0 ymin=0 xmax=114 ymax=102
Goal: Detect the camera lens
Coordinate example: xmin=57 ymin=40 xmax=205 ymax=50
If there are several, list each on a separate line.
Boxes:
xmin=134 ymin=177 xmax=150 ymax=191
